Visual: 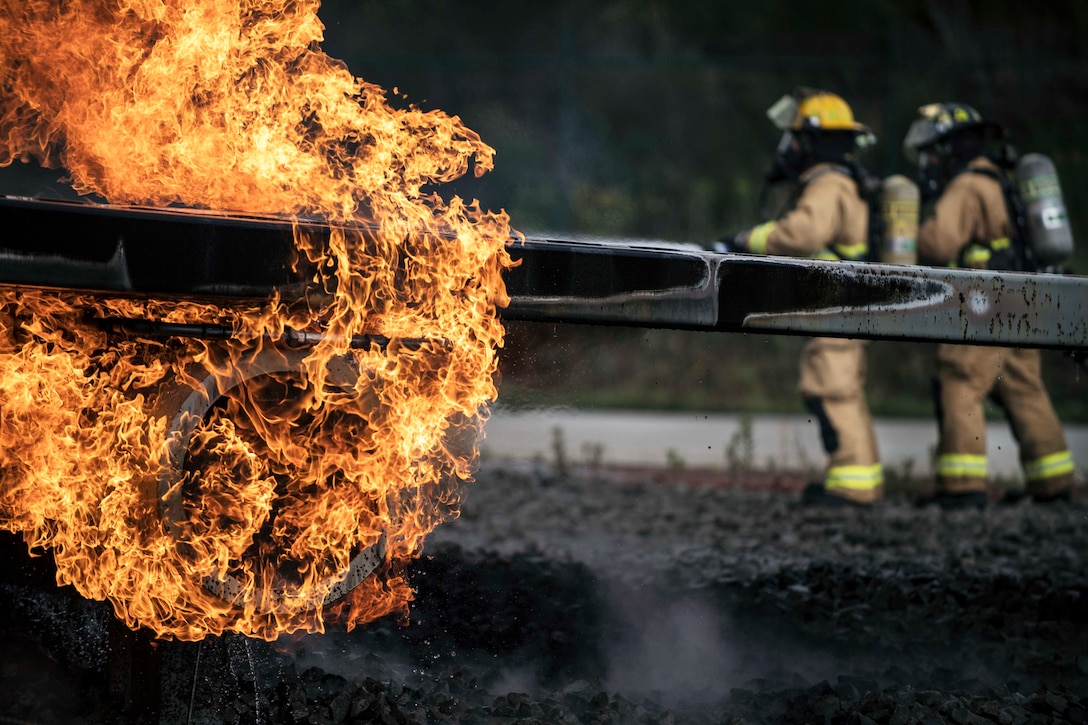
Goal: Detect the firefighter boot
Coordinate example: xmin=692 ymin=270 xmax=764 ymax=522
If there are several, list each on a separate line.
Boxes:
xmin=915 ymin=490 xmax=989 ymax=510
xmin=801 ymin=483 xmax=869 ymax=508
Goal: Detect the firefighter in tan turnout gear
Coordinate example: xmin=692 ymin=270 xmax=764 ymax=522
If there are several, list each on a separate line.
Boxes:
xmin=726 ymin=89 xmax=883 ymax=507
xmin=904 ymin=102 xmax=1077 ymax=508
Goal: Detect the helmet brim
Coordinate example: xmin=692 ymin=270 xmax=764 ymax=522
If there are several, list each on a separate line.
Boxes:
xmin=902 ymin=116 xmax=1004 ymax=163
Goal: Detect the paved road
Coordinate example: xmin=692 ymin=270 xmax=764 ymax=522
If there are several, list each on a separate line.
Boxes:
xmin=480 ymin=407 xmax=1088 ymax=482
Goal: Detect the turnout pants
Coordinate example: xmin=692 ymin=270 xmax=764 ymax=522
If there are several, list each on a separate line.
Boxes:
xmin=933 ymin=344 xmax=1075 ymax=498
xmin=798 ymin=338 xmax=883 ymax=503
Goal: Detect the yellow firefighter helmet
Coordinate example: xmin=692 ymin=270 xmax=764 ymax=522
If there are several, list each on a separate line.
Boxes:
xmin=767 ymin=88 xmax=873 ymax=137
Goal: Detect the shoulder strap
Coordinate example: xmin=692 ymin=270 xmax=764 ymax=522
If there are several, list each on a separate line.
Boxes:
xmin=966 ymin=167 xmax=1034 ymax=271
xmin=841 ymin=161 xmax=884 ymax=262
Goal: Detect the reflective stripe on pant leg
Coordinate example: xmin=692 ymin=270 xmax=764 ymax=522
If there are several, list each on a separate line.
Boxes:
xmin=825 ymin=464 xmax=884 ymax=504
xmin=825 ymin=464 xmax=884 ymax=493
xmin=1024 ymin=450 xmax=1075 ymax=481
xmin=936 ymin=453 xmax=988 ymax=494
xmin=936 ymin=453 xmax=987 ymax=479
xmin=1023 ymin=450 xmax=1076 ymax=498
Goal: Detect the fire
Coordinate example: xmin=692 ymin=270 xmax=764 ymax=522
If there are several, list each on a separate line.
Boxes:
xmin=0 ymin=1 xmax=514 ymax=639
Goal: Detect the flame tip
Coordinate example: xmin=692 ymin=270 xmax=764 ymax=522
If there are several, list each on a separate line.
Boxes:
xmin=1 ymin=0 xmax=511 ymax=639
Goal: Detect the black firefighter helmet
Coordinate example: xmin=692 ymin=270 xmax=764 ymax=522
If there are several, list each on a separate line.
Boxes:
xmin=903 ymin=102 xmax=1009 ymax=199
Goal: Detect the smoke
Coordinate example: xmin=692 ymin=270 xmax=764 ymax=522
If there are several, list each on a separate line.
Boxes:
xmin=595 ymin=577 xmax=888 ymax=706
xmin=603 ymin=590 xmax=737 ymax=700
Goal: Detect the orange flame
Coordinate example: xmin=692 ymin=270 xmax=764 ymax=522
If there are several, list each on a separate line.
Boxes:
xmin=0 ymin=0 xmax=514 ymax=639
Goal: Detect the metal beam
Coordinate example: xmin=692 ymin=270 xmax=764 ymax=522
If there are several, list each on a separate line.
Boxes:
xmin=1 ymin=197 xmax=1085 ymax=351
xmin=503 ymin=239 xmax=1088 ymax=351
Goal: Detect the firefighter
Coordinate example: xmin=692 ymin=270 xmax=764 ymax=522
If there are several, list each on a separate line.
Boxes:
xmin=727 ymin=88 xmax=883 ymax=507
xmin=903 ymin=102 xmax=1077 ymax=508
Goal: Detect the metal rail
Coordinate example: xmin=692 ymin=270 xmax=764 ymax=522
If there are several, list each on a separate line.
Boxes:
xmin=502 ymin=239 xmax=1088 ymax=351
xmin=2 ymin=196 xmax=1086 ymax=351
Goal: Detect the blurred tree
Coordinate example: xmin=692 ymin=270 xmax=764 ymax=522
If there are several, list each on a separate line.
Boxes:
xmin=315 ymin=1 xmax=1087 ymax=266
xmin=319 ymin=0 xmax=1088 ymax=418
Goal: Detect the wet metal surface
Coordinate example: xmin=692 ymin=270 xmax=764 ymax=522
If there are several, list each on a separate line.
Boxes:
xmin=1 ymin=196 xmax=1086 ymax=350
xmin=503 ymin=239 xmax=1088 ymax=350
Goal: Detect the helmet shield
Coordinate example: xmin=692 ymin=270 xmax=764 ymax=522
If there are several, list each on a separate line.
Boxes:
xmin=767 ymin=94 xmax=799 ymax=131
xmin=902 ymin=117 xmax=939 ymax=164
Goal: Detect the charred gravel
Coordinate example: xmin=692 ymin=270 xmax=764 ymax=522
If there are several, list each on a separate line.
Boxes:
xmin=2 ymin=460 xmax=1087 ymax=723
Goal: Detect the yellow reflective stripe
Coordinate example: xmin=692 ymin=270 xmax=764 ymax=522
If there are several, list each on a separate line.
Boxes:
xmin=808 ymin=244 xmax=866 ymax=262
xmin=825 ymin=464 xmax=884 ymax=492
xmin=937 ymin=453 xmax=987 ymax=478
xmin=961 ymin=244 xmax=992 ymax=267
xmin=747 ymin=221 xmax=776 ymax=254
xmin=957 ymin=238 xmax=1008 ymax=269
xmin=830 ymin=242 xmax=868 ymax=261
xmin=1024 ymin=450 xmax=1075 ymax=481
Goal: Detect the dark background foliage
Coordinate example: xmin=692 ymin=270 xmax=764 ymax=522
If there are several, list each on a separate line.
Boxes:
xmin=318 ymin=0 xmax=1088 ymax=419
xmin=3 ymin=0 xmax=1086 ymax=418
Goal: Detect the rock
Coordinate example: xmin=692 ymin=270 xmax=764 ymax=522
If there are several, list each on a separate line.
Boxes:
xmin=3 ymin=464 xmax=1087 ymax=724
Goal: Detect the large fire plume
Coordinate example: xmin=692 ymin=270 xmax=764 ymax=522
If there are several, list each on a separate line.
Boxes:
xmin=0 ymin=0 xmax=514 ymax=639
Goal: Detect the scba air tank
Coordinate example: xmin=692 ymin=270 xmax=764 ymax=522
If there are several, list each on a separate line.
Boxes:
xmin=1016 ymin=153 xmax=1074 ymax=267
xmin=879 ymin=174 xmax=919 ymax=265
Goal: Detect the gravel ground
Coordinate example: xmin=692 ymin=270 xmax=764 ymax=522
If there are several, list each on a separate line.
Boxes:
xmin=2 ymin=461 xmax=1087 ymax=724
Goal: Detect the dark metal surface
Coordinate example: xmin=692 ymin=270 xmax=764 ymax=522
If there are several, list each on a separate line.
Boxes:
xmin=502 ymin=239 xmax=1088 ymax=350
xmin=2 ymin=195 xmax=1086 ymax=350
xmin=0 ymin=195 xmax=304 ymax=297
